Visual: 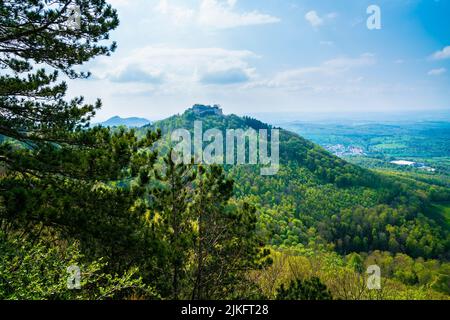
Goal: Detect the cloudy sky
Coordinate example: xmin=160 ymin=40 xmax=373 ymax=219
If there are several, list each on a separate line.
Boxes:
xmin=67 ymin=0 xmax=450 ymax=121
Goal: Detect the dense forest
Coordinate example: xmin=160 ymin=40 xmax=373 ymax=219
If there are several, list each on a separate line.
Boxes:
xmin=0 ymin=1 xmax=449 ymax=300
xmin=149 ymin=110 xmax=450 ymax=259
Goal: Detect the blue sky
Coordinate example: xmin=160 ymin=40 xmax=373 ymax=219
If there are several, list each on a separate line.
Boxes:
xmin=67 ymin=0 xmax=450 ymax=121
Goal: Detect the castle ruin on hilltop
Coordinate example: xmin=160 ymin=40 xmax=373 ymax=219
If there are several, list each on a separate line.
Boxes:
xmin=190 ymin=104 xmax=223 ymax=116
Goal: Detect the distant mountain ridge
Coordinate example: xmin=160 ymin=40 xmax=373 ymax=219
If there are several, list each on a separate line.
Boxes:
xmin=100 ymin=116 xmax=151 ymax=128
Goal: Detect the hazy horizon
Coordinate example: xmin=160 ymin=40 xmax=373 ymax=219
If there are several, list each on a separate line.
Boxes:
xmin=95 ymin=105 xmax=450 ymax=126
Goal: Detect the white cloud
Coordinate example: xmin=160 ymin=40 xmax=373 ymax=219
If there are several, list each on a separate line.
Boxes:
xmin=227 ymin=0 xmax=237 ymax=8
xmin=198 ymin=0 xmax=280 ymax=28
xmin=305 ymin=10 xmax=337 ymax=28
xmin=200 ymin=68 xmax=250 ymax=85
xmin=110 ymin=65 xmax=164 ymax=84
xmin=94 ymin=46 xmax=258 ymax=89
xmin=249 ymin=53 xmax=376 ymax=91
xmin=305 ymin=11 xmax=323 ymax=27
xmin=428 ymin=68 xmax=447 ymax=76
xmin=431 ymin=46 xmax=450 ymax=60
xmin=326 ymin=12 xmax=338 ymax=19
xmin=155 ymin=0 xmax=195 ymax=25
xmin=154 ymin=0 xmax=280 ymax=29
xmin=323 ymin=53 xmax=376 ymax=69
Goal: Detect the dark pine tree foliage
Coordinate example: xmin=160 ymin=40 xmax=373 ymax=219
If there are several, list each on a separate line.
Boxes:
xmin=276 ymin=277 xmax=333 ymax=300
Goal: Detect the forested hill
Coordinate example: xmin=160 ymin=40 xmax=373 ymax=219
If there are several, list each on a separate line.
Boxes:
xmin=142 ymin=106 xmax=450 ymax=260
xmin=100 ymin=116 xmax=151 ymax=128
xmin=147 ymin=106 xmax=378 ymax=186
